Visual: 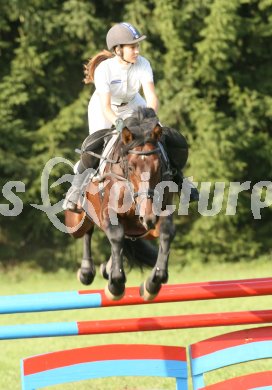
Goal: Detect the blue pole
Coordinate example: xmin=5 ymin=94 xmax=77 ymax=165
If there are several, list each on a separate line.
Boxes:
xmin=0 ymin=291 xmax=102 ymax=314
xmin=0 ymin=322 xmax=79 ymax=339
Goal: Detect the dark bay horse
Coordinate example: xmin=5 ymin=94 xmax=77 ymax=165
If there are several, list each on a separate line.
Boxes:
xmin=65 ymin=107 xmax=176 ymax=301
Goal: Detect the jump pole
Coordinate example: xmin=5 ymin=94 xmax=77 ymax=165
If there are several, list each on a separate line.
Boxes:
xmin=1 ymin=309 xmax=272 ymax=340
xmin=1 ymin=277 xmax=272 ymax=314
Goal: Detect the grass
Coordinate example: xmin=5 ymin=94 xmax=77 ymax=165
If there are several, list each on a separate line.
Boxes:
xmin=0 ymin=258 xmax=271 ymax=389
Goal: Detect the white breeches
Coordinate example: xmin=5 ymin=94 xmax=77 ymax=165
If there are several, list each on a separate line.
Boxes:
xmin=87 ymin=92 xmax=147 ymax=135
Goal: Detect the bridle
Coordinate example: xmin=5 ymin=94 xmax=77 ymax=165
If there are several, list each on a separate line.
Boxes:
xmin=126 ymin=142 xmax=170 ymax=201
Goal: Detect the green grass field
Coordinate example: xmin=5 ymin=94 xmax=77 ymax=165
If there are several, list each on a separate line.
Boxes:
xmin=0 ymin=258 xmax=271 ymax=389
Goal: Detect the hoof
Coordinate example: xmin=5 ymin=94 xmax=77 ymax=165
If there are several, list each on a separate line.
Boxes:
xmin=77 ymin=268 xmax=96 ymax=285
xmin=104 ymin=283 xmax=125 ymax=301
xmin=139 ymin=281 xmax=161 ymax=301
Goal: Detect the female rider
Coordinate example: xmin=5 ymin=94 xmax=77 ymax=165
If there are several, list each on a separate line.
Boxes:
xmin=63 ymin=22 xmax=159 ymax=211
xmin=63 ymin=22 xmax=198 ymax=212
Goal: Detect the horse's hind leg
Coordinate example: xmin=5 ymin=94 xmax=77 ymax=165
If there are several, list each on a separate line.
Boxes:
xmin=77 ymin=226 xmax=96 ymax=285
xmin=140 ymin=215 xmax=176 ymax=301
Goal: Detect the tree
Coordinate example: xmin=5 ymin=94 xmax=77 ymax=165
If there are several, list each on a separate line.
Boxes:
xmin=1 ymin=0 xmax=271 ymax=267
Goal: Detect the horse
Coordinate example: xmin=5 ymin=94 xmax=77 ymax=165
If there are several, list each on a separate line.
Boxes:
xmin=65 ymin=107 xmax=177 ymax=301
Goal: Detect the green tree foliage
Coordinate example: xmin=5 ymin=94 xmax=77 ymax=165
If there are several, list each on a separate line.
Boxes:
xmin=0 ymin=0 xmax=271 ymax=267
xmin=125 ymin=0 xmax=272 ymax=263
xmin=0 ymin=0 xmax=102 ymax=263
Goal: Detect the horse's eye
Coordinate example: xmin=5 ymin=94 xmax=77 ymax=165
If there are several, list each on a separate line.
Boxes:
xmin=128 ymin=166 xmax=134 ymax=173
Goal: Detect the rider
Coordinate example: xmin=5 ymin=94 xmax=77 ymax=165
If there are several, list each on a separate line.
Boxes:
xmin=63 ymin=22 xmax=198 ymax=212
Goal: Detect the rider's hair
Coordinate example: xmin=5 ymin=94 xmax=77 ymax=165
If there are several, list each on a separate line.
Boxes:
xmin=83 ymin=50 xmax=114 ymax=84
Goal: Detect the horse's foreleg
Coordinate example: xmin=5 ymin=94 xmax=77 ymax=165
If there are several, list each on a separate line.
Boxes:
xmin=100 ymin=256 xmax=112 ymax=280
xmin=77 ymin=226 xmax=96 ymax=285
xmin=104 ymin=221 xmax=126 ymax=300
xmin=140 ymin=215 xmax=176 ymax=300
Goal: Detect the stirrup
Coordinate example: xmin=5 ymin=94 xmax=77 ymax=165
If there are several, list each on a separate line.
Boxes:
xmin=179 ymin=179 xmax=199 ymax=203
xmin=189 ymin=186 xmax=199 ymax=203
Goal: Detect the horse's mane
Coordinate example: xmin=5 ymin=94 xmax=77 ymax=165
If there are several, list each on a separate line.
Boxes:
xmin=119 ymin=107 xmax=160 ymax=155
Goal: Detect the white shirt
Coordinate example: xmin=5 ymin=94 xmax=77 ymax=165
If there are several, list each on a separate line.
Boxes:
xmin=94 ymin=55 xmax=154 ymax=105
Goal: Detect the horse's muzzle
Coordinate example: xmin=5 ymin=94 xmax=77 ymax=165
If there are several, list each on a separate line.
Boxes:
xmin=139 ymin=214 xmax=157 ymax=231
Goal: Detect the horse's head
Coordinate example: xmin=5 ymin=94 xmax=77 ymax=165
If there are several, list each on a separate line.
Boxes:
xmin=121 ymin=107 xmax=164 ymax=231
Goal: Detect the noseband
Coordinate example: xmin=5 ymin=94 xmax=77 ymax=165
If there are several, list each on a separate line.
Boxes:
xmin=128 ymin=147 xmax=161 ymax=156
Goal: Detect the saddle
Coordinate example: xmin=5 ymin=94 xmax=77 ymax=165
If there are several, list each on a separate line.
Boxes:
xmin=160 ymin=126 xmax=188 ymax=172
xmin=80 ymin=129 xmax=115 ymax=171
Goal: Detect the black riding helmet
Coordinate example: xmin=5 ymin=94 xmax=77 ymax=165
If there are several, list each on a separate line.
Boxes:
xmin=106 ymin=22 xmax=146 ymax=51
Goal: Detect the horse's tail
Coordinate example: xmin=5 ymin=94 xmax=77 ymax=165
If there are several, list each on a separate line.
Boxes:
xmin=123 ymin=238 xmax=158 ymax=269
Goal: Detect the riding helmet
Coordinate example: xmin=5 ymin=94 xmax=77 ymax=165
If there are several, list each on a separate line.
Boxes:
xmin=106 ymin=22 xmax=146 ymax=51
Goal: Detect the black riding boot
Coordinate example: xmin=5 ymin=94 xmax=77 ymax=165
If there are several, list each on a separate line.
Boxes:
xmin=63 ymin=130 xmax=108 ymax=212
xmin=63 ymin=133 xmax=103 ymax=213
xmin=174 ymin=171 xmax=199 ymax=203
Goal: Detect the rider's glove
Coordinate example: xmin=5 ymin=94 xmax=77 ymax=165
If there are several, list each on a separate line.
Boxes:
xmin=115 ymin=118 xmax=124 ymax=133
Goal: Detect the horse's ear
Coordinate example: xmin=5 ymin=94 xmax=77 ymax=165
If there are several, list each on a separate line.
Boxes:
xmin=122 ymin=127 xmax=133 ymax=144
xmin=151 ymin=124 xmax=162 ymax=141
